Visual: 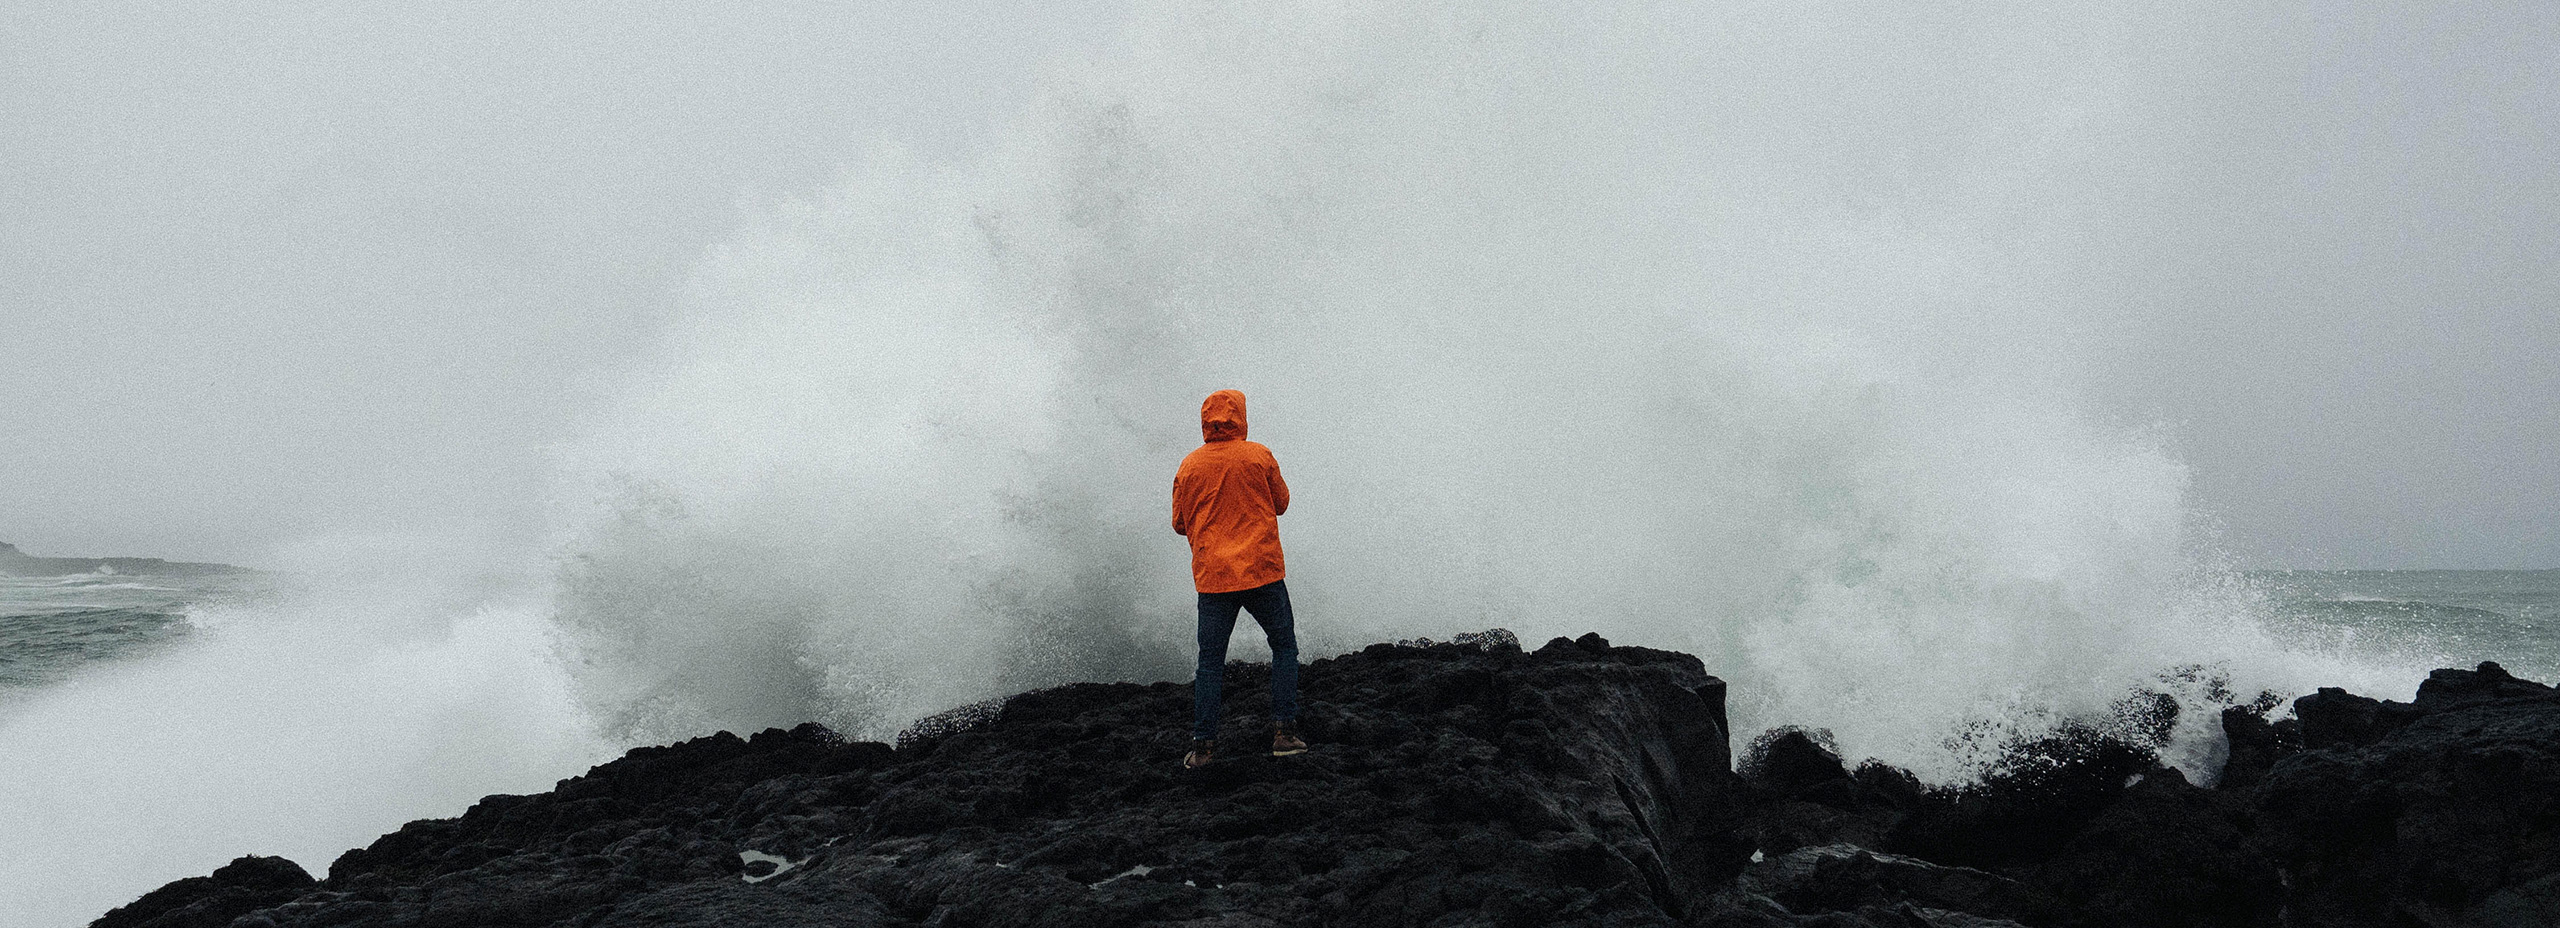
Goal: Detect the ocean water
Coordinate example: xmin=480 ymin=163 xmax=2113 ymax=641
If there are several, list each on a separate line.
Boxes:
xmin=0 ymin=549 xmax=607 ymax=928
xmin=8 ymin=566 xmax=2552 ymax=737
xmin=2 ymin=563 xmax=2546 ymax=920
xmin=2249 ymin=569 xmax=2560 ymax=686
xmin=0 ymin=571 xmax=273 ymax=693
xmin=1 ymin=3 xmax=2542 ymax=926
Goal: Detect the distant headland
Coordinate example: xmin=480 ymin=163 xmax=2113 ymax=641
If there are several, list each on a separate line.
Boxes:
xmin=0 ymin=541 xmax=259 ymax=578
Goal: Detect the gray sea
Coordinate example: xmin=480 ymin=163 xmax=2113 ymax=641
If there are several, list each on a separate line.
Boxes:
xmin=0 ymin=569 xmax=276 ymax=694
xmin=2246 ymin=569 xmax=2560 ymax=685
xmin=7 ymin=566 xmax=2556 ymax=702
xmin=1 ymin=559 xmax=2552 ymax=928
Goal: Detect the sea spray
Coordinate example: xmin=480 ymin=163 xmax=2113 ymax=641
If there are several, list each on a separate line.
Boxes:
xmin=0 ymin=534 xmax=608 ymax=928
xmin=548 ymin=0 xmax=2430 ymax=781
xmin=0 ymin=4 xmax=2468 ymax=927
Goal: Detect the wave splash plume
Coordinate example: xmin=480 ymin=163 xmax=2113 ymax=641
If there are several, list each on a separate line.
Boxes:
xmin=0 ymin=4 xmax=2444 ymax=926
xmin=551 ymin=0 xmax=2416 ymax=782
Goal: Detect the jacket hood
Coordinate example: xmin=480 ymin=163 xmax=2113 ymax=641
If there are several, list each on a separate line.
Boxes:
xmin=1200 ymin=390 xmax=1247 ymax=442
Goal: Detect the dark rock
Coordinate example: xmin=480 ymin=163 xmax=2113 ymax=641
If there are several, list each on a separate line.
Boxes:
xmin=2255 ymin=667 xmax=2560 ymax=927
xmin=894 ymin=700 xmax=1004 ymax=750
xmin=1849 ymin=760 xmax=1927 ymax=810
xmin=1718 ymin=844 xmax=2054 ymax=926
xmin=97 ymin=646 xmax=2560 ymax=928
xmin=1735 ymin=729 xmax=1897 ymax=856
xmin=2108 ymin=691 xmax=2180 ymax=748
xmin=92 ymin=855 xmax=314 ymax=928
xmin=2214 ymin=704 xmax=2295 ymax=790
xmin=1742 ymin=728 xmax=1851 ymax=798
xmin=2020 ymin=767 xmax=2282 ymax=928
xmin=2294 ymin=686 xmax=2386 ymax=749
xmin=111 ymin=631 xmax=1745 ymax=928
xmin=1884 ymin=723 xmax=2158 ymax=871
xmin=1388 ymin=628 xmax=1519 ymax=651
xmin=2411 ymin=660 xmax=2556 ymax=711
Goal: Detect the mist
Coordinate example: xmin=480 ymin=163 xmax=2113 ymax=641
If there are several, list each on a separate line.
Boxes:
xmin=6 ymin=3 xmax=2552 ymax=569
xmin=1 ymin=0 xmax=1123 ymax=566
xmin=544 ymin=0 xmax=2428 ymax=770
xmin=4 ymin=2 xmax=2557 ymax=926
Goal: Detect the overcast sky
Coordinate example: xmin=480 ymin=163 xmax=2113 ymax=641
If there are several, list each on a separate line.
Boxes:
xmin=2 ymin=1 xmax=1121 ymax=566
xmin=2 ymin=1 xmax=2552 ymax=570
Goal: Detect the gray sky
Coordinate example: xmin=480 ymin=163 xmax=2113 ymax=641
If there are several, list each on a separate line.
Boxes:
xmin=2083 ymin=1 xmax=2560 ymax=569
xmin=1 ymin=1 xmax=2552 ymax=570
xmin=2 ymin=1 xmax=1121 ymax=565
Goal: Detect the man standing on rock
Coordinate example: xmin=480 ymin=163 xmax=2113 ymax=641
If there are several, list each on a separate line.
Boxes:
xmin=1173 ymin=389 xmax=1307 ymax=769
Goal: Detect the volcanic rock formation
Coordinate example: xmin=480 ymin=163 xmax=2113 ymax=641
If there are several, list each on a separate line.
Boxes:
xmin=96 ymin=635 xmax=2560 ymax=927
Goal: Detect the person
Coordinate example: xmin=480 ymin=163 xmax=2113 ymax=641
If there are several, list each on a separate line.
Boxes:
xmin=1172 ymin=389 xmax=1305 ymax=769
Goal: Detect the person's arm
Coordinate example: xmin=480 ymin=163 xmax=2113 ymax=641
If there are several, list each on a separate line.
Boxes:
xmin=1268 ymin=454 xmax=1290 ymax=517
xmin=1171 ymin=474 xmax=1190 ymax=536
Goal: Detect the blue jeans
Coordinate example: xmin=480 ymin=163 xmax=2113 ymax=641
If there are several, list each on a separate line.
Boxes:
xmin=1193 ymin=579 xmax=1299 ymax=741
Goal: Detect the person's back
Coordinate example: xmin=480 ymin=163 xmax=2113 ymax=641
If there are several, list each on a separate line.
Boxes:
xmin=1173 ymin=391 xmax=1289 ymax=593
xmin=1172 ymin=390 xmax=1304 ymax=768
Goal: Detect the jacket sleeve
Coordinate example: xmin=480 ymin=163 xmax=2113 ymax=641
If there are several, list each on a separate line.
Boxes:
xmin=1171 ymin=473 xmax=1190 ymax=536
xmin=1267 ymin=452 xmax=1290 ymax=517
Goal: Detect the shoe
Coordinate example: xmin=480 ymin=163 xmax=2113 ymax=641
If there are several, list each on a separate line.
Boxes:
xmin=1183 ymin=739 xmax=1215 ymax=770
xmin=1271 ymin=723 xmax=1307 ymax=757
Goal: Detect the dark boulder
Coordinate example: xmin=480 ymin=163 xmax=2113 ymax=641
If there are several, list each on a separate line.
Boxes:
xmin=92 ymin=855 xmax=314 ymax=928
xmin=1735 ymin=729 xmax=1926 ymax=859
xmin=2294 ymin=686 xmax=2404 ymax=749
xmin=1883 ymin=722 xmax=2159 ymax=871
xmin=1742 ymin=728 xmax=1852 ymax=799
xmin=2411 ymin=660 xmax=2556 ymax=711
xmin=2019 ymin=767 xmax=2282 ymax=928
xmin=2213 ymin=703 xmax=2297 ymax=791
xmin=2255 ymin=663 xmax=2560 ymax=927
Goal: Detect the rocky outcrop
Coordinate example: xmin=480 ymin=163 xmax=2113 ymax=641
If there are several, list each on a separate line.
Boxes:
xmin=100 ymin=632 xmax=1741 ymax=928
xmin=0 ymin=541 xmax=257 ymax=578
xmin=92 ymin=856 xmax=316 ymax=928
xmin=1713 ymin=660 xmax=2560 ymax=928
xmin=96 ymin=641 xmax=2560 ymax=928
xmin=2249 ymin=662 xmax=2560 ymax=927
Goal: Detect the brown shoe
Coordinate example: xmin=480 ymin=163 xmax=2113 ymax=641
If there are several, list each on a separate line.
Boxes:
xmin=1271 ymin=723 xmax=1307 ymax=757
xmin=1183 ymin=739 xmax=1215 ymax=770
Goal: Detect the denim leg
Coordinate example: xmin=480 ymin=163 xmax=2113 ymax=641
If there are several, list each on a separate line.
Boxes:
xmin=1243 ymin=580 xmax=1299 ymax=724
xmin=1194 ymin=591 xmax=1243 ymax=741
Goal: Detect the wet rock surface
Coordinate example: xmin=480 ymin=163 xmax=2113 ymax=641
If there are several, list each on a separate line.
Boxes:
xmin=93 ymin=856 xmax=315 ymax=928
xmin=99 ymin=644 xmax=2560 ymax=928
xmin=2251 ymin=662 xmax=2560 ymax=927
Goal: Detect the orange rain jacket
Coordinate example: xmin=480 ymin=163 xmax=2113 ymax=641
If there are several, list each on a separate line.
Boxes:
xmin=1172 ymin=390 xmax=1290 ymax=593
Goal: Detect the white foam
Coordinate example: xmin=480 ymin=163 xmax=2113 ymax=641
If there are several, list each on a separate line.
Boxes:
xmin=543 ymin=0 xmax=2431 ymax=786
xmin=0 ymin=541 xmax=610 ymax=928
xmin=738 ymin=849 xmax=801 ymax=883
xmin=1089 ymin=864 xmax=1154 ymax=889
xmin=0 ymin=4 xmax=2460 ymax=926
